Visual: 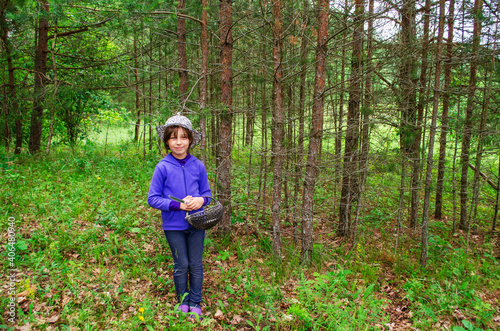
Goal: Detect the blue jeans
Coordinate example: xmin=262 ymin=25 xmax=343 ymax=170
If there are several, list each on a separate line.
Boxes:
xmin=164 ymin=228 xmax=205 ymax=308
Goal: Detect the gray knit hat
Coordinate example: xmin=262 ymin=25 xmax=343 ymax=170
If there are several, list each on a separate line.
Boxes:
xmin=157 ymin=113 xmax=202 ymax=148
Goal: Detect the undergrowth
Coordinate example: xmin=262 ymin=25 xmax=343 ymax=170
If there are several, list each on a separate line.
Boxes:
xmin=0 ymin=141 xmax=498 ymax=330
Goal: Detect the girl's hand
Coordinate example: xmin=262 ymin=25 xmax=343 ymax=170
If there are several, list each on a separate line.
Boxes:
xmin=181 ymin=196 xmax=204 ymax=211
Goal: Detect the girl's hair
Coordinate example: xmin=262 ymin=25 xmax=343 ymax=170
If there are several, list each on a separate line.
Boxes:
xmin=163 ymin=126 xmax=194 ymax=151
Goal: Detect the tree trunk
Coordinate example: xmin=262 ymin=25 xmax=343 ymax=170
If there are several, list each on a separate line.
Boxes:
xmin=218 ymin=0 xmax=233 ymax=235
xmin=177 ymin=0 xmax=188 ymax=103
xmin=293 ymin=2 xmax=309 ymax=243
xmin=410 ymin=0 xmax=430 ymax=227
xmin=492 ymin=153 xmax=500 ymax=232
xmin=421 ymin=0 xmax=445 ymax=268
xmin=469 ymin=61 xmax=493 ymax=232
xmin=46 ymin=24 xmax=58 ymax=154
xmin=301 ymin=0 xmax=329 ymax=263
xmin=134 ymin=35 xmax=141 ymax=142
xmin=460 ymin=0 xmax=483 ymax=230
xmin=199 ymin=0 xmax=209 ymax=164
xmin=271 ymin=0 xmax=285 ymax=259
xmin=29 ymin=0 xmax=50 ymax=154
xmin=0 ymin=0 xmax=21 ymax=154
xmin=434 ymin=0 xmax=455 ymax=219
xmin=355 ymin=0 xmax=374 ymax=244
xmin=338 ymin=0 xmax=364 ymax=237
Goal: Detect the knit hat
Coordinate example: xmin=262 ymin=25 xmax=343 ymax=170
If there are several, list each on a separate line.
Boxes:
xmin=157 ymin=113 xmax=202 ymax=148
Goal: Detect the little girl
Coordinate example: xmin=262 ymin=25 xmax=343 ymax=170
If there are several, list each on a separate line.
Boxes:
xmin=147 ymin=113 xmax=211 ymax=320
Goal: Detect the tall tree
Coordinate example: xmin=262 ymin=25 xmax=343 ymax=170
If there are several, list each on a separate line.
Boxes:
xmin=271 ymin=0 xmax=284 ymax=259
xmin=293 ymin=1 xmax=309 ymax=242
xmin=301 ymin=0 xmax=329 ymax=263
xmin=434 ymin=0 xmax=456 ymax=219
xmin=410 ymin=0 xmax=430 ymax=227
xmin=421 ymin=0 xmax=445 ymax=268
xmin=199 ymin=0 xmax=209 ymax=163
xmin=29 ymin=0 xmax=50 ymax=154
xmin=338 ymin=0 xmax=364 ymax=237
xmin=460 ymin=0 xmax=483 ymax=230
xmin=134 ymin=34 xmax=141 ymax=142
xmin=218 ymin=0 xmax=233 ymax=235
xmin=177 ymin=0 xmax=189 ymax=102
xmin=0 ymin=0 xmax=21 ymax=154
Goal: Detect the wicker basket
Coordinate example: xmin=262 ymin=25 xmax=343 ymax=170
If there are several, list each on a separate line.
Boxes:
xmin=185 ymin=196 xmax=223 ymax=230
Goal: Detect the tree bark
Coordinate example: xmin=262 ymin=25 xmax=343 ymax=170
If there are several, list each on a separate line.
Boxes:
xmin=338 ymin=0 xmax=364 ymax=237
xmin=293 ymin=2 xmax=309 ymax=243
xmin=177 ymin=0 xmax=189 ymax=102
xmin=45 ymin=24 xmax=58 ymax=154
xmin=271 ymin=0 xmax=285 ymax=259
xmin=354 ymin=0 xmax=374 ymax=244
xmin=460 ymin=0 xmax=483 ymax=230
xmin=199 ymin=0 xmax=209 ymax=164
xmin=492 ymin=153 xmax=500 ymax=232
xmin=0 ymin=0 xmax=21 ymax=154
xmin=421 ymin=0 xmax=445 ymax=268
xmin=29 ymin=0 xmax=50 ymax=154
xmin=134 ymin=34 xmax=141 ymax=142
xmin=301 ymin=0 xmax=329 ymax=263
xmin=410 ymin=0 xmax=430 ymax=227
xmin=218 ymin=0 xmax=233 ymax=235
xmin=434 ymin=0 xmax=455 ymax=219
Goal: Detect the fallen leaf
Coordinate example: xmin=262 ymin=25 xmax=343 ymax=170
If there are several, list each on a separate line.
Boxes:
xmin=15 ymin=323 xmax=31 ymax=331
xmin=454 ymin=309 xmax=465 ymax=320
xmin=18 ymin=285 xmax=37 ymax=297
xmin=61 ymin=294 xmax=71 ymax=307
xmin=215 ymin=309 xmax=224 ymax=320
xmin=230 ymin=315 xmax=244 ymax=325
xmin=46 ymin=312 xmax=59 ymax=323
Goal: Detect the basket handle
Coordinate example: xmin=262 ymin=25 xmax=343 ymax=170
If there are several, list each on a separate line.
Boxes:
xmin=169 ymin=195 xmax=218 ymax=204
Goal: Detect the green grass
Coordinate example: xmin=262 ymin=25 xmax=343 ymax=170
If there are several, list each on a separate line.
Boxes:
xmin=0 ymin=135 xmax=499 ymax=330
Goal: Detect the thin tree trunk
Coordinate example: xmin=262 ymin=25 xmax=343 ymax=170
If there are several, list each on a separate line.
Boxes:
xmin=148 ymin=31 xmax=153 ymax=151
xmin=0 ymin=0 xmax=21 ymax=154
xmin=336 ymin=0 xmax=348 ymax=166
xmin=29 ymin=0 xmax=49 ymax=154
xmin=46 ymin=23 xmax=58 ymax=154
xmin=410 ymin=0 xmax=430 ymax=228
xmin=199 ymin=0 xmax=208 ymax=164
xmin=434 ymin=0 xmax=455 ymax=219
xmin=460 ymin=0 xmax=483 ymax=230
xmin=134 ymin=35 xmax=141 ymax=142
xmin=271 ymin=0 xmax=284 ymax=259
xmin=178 ymin=0 xmax=188 ymax=103
xmin=492 ymin=153 xmax=500 ymax=232
xmin=338 ymin=0 xmax=364 ymax=238
xmin=355 ymin=0 xmax=374 ymax=245
xmin=421 ymin=0 xmax=445 ymax=268
xmin=301 ymin=0 xmax=329 ymax=263
xmin=468 ymin=68 xmax=492 ymax=234
xmin=451 ymin=97 xmax=462 ymax=233
xmin=245 ymin=77 xmax=255 ymax=146
xmin=218 ymin=0 xmax=233 ymax=235
xmin=255 ymin=73 xmax=268 ymax=223
xmin=293 ymin=3 xmax=309 ymax=243
xmin=395 ymin=155 xmax=406 ymax=254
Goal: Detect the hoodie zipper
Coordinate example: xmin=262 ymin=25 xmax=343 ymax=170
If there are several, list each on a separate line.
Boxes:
xmin=182 ymin=165 xmax=188 ymax=198
xmin=182 ymin=165 xmax=190 ymax=220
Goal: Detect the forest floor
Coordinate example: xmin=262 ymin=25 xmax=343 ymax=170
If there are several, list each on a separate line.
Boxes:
xmin=1 ymin=144 xmax=499 ymax=331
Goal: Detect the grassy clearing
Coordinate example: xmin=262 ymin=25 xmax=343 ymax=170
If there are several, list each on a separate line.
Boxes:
xmin=0 ymin=136 xmax=499 ymax=330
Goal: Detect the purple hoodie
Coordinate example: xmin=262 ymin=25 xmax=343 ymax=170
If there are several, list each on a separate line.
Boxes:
xmin=147 ymin=153 xmax=212 ymax=230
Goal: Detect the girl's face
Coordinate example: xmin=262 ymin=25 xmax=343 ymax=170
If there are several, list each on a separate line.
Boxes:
xmin=168 ymin=127 xmax=190 ymax=159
